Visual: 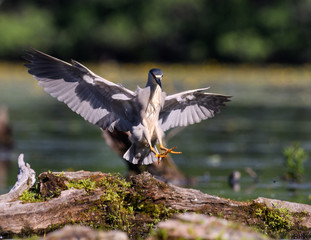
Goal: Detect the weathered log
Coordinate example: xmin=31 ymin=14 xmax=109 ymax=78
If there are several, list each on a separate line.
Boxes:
xmin=42 ymin=225 xmax=129 ymax=240
xmin=147 ymin=212 xmax=269 ymax=240
xmin=0 ymin=170 xmax=310 ymax=239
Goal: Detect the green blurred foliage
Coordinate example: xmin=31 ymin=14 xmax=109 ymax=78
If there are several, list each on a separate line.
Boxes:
xmin=0 ymin=0 xmax=311 ymax=62
xmin=0 ymin=6 xmax=56 ymax=57
xmin=217 ymin=30 xmax=272 ymax=61
xmin=283 ymin=143 xmax=308 ymax=183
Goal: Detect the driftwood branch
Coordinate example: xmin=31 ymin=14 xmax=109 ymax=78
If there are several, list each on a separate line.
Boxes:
xmin=0 ymin=166 xmax=310 ymax=239
xmin=0 ymin=154 xmax=35 ymax=202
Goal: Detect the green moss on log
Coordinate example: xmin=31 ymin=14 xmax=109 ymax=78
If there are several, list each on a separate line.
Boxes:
xmin=19 ymin=172 xmax=180 ymax=239
xmin=75 ymin=173 xmax=180 ymax=239
xmin=251 ymin=202 xmax=309 ymax=239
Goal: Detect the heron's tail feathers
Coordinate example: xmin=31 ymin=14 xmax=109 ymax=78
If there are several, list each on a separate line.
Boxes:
xmin=123 ymin=144 xmax=157 ymax=165
xmin=123 ymin=145 xmax=134 ymax=162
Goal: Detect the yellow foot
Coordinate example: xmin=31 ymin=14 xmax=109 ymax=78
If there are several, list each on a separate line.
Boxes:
xmin=150 ymin=146 xmax=168 ymax=164
xmin=150 ymin=146 xmax=182 ymax=164
xmin=160 ymin=146 xmax=182 ymax=155
xmin=155 ymin=152 xmax=168 ymax=164
xmin=156 ymin=153 xmax=167 ymax=164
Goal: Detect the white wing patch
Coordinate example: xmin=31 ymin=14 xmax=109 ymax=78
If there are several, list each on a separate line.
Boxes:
xmin=159 ymin=88 xmax=230 ymax=132
xmin=112 ymin=93 xmax=132 ymax=100
xmin=83 ymin=75 xmax=94 ymax=84
xmin=186 ymin=94 xmax=195 ymax=101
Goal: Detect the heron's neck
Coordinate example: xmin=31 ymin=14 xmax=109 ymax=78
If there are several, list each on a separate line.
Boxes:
xmin=145 ymin=78 xmax=161 ymax=105
xmin=146 ymin=77 xmax=158 ymax=92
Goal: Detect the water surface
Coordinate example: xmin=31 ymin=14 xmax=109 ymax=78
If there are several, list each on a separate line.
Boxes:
xmin=0 ymin=63 xmax=310 ymax=204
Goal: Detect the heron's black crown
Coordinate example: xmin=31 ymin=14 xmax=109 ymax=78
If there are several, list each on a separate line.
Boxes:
xmin=149 ymin=68 xmax=163 ymax=77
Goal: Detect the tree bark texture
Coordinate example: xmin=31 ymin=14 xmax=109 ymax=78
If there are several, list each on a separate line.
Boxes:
xmin=0 ymin=171 xmax=310 ymax=239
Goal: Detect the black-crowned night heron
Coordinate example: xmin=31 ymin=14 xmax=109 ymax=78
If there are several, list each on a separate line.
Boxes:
xmin=24 ymin=49 xmax=231 ymax=165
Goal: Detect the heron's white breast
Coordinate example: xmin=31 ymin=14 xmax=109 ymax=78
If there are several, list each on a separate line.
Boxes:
xmin=152 ymin=86 xmax=162 ymax=107
xmin=143 ymin=85 xmax=162 ymax=134
xmin=147 ymin=86 xmax=162 ymax=117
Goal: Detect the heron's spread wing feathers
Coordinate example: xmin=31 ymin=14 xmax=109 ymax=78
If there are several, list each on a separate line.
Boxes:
xmin=24 ymin=48 xmax=136 ymax=131
xmin=159 ymin=88 xmax=231 ymax=132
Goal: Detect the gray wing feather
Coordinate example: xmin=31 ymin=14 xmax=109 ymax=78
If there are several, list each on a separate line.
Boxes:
xmin=159 ymin=88 xmax=231 ymax=131
xmin=24 ymin=48 xmax=136 ymax=131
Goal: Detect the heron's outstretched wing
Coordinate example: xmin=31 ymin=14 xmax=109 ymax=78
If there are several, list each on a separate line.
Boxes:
xmin=159 ymin=88 xmax=231 ymax=132
xmin=24 ymin=48 xmax=136 ymax=131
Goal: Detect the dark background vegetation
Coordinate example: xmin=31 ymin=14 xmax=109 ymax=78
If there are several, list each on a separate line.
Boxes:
xmin=1 ymin=0 xmax=311 ymax=63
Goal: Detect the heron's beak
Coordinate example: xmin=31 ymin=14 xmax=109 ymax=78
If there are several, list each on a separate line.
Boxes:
xmin=156 ymin=78 xmax=162 ymax=88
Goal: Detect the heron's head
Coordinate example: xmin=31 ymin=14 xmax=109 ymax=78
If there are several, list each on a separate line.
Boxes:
xmin=148 ymin=68 xmax=163 ymax=88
